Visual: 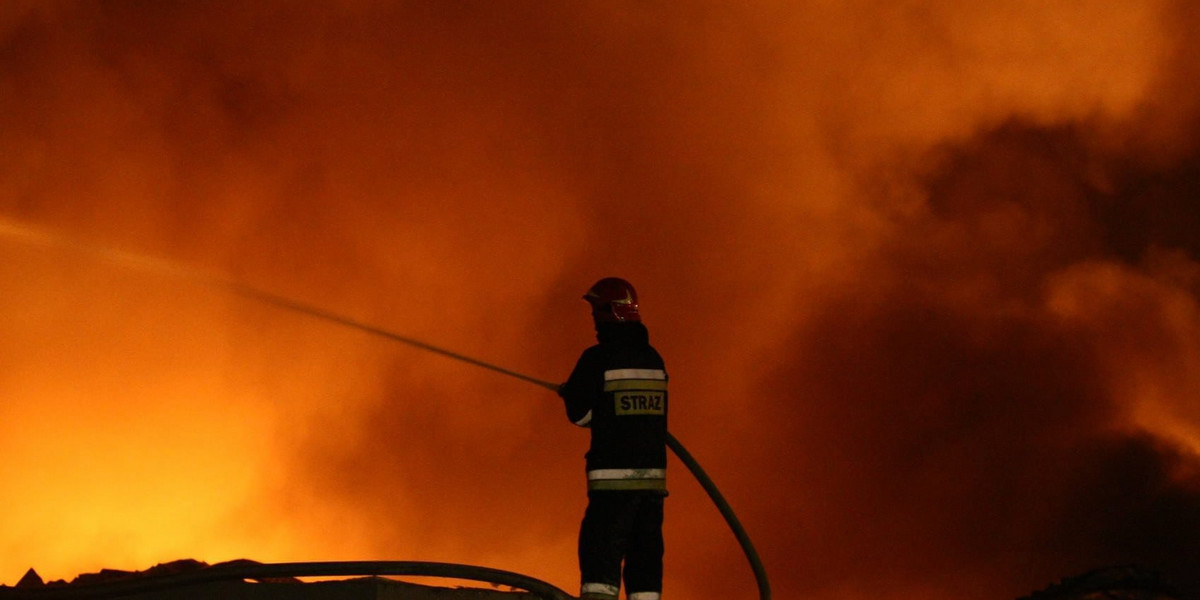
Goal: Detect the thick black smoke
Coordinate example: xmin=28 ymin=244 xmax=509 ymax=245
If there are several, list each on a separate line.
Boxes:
xmin=742 ymin=115 xmax=1200 ymax=599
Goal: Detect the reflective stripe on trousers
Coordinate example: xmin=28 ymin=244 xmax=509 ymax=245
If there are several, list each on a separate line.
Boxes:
xmin=581 ymin=582 xmax=620 ymax=599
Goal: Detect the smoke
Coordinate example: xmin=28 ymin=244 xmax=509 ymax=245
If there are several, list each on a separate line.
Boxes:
xmin=747 ymin=127 xmax=1200 ymax=597
xmin=2 ymin=2 xmax=1199 ymax=600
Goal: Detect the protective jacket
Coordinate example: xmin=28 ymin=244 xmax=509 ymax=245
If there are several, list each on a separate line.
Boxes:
xmin=560 ymin=321 xmax=668 ymax=494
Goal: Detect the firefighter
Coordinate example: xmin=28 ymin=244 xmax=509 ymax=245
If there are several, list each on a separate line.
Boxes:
xmin=558 ymin=277 xmax=668 ymax=600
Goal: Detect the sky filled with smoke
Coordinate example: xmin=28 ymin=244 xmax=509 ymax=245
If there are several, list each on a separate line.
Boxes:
xmin=2 ymin=2 xmax=1199 ymax=599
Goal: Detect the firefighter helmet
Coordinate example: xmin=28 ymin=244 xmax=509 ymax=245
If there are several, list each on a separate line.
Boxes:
xmin=583 ymin=277 xmax=641 ymax=323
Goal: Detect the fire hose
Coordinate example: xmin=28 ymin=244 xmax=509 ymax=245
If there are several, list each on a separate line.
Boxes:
xmin=0 ymin=217 xmax=771 ymax=600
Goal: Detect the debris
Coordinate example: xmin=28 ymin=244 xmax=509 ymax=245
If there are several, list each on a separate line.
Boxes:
xmin=1019 ymin=566 xmax=1182 ymax=600
xmin=1 ymin=560 xmax=565 ymax=599
xmin=15 ymin=569 xmax=42 ymax=588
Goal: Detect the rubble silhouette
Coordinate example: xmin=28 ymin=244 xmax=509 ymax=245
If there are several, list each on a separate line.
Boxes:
xmin=14 ymin=571 xmax=42 ymax=589
xmin=0 ymin=559 xmax=565 ymax=600
xmin=2 ymin=560 xmax=1189 ymax=599
xmin=1018 ymin=566 xmax=1184 ymax=600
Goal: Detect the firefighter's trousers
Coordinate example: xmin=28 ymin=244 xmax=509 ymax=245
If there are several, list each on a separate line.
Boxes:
xmin=578 ymin=492 xmax=664 ymax=600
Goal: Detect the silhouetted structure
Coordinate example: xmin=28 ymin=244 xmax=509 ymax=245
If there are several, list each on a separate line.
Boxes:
xmin=1018 ymin=566 xmax=1183 ymax=600
xmin=0 ymin=560 xmax=566 ymax=600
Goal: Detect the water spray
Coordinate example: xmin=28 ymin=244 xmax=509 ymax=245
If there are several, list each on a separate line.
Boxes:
xmin=0 ymin=216 xmax=771 ymax=600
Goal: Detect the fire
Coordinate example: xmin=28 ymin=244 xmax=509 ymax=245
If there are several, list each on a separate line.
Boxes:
xmin=3 ymin=2 xmax=1200 ymax=599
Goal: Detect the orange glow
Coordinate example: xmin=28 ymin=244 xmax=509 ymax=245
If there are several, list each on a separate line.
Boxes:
xmin=1046 ymin=258 xmax=1200 ymax=457
xmin=2 ymin=2 xmax=1200 ymax=599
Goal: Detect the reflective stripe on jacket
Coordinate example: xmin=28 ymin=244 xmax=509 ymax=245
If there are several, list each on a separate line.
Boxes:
xmin=587 ymin=468 xmax=667 ymax=492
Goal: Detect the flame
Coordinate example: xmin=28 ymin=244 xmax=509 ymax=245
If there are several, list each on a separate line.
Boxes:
xmin=2 ymin=2 xmax=1200 ymax=599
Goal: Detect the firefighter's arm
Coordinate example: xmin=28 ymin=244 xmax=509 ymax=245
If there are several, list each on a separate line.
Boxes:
xmin=559 ymin=349 xmax=600 ymax=427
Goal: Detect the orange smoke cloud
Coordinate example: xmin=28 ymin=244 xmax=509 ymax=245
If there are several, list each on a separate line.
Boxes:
xmin=2 ymin=2 xmax=1200 ymax=600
